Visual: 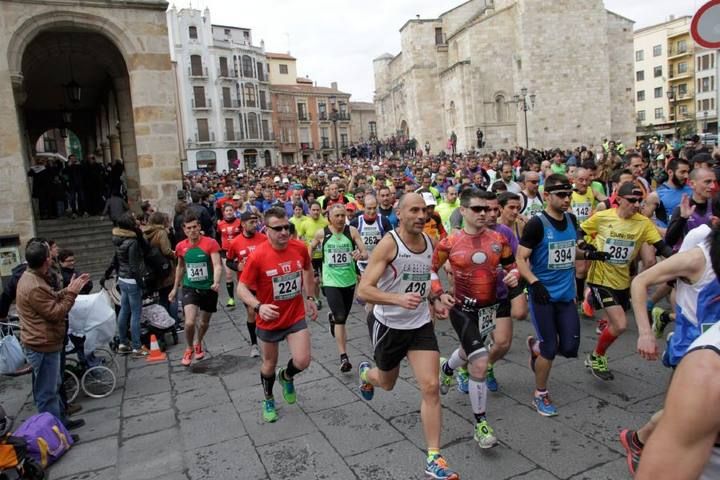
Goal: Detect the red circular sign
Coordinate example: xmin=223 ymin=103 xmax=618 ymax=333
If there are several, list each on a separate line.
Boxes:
xmin=692 ymin=0 xmax=720 ymax=48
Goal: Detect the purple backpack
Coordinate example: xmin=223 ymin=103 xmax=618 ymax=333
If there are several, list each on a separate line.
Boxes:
xmin=13 ymin=412 xmax=74 ymax=467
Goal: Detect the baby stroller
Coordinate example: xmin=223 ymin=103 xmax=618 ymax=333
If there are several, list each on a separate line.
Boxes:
xmin=140 ymin=295 xmax=179 ymax=352
xmin=65 ymin=289 xmax=119 ymax=401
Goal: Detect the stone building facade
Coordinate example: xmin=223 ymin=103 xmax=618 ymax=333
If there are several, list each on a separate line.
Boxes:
xmin=349 ymin=101 xmax=377 ymax=143
xmin=373 ymin=0 xmax=635 ymax=153
xmin=0 ymin=0 xmax=182 ymax=245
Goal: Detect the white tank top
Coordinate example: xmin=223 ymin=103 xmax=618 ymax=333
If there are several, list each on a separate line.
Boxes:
xmin=675 ymin=239 xmax=716 ymax=329
xmin=373 ymin=231 xmax=433 ymax=330
xmin=688 ymin=323 xmax=720 ymax=480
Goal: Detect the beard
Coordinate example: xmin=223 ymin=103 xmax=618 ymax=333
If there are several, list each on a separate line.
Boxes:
xmin=670 ymin=174 xmax=685 ymax=188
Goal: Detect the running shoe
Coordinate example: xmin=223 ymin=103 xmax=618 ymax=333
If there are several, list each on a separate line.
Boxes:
xmin=533 ymin=393 xmax=558 ymax=417
xmin=226 ymin=298 xmax=236 ymax=308
xmin=424 ymin=453 xmax=459 ymax=480
xmin=277 ymin=367 xmax=297 ymax=404
xmin=455 ymin=367 xmax=469 ymax=394
xmin=181 ymin=347 xmax=193 ymax=366
xmin=262 ymin=398 xmax=278 ymax=423
xmin=585 ymin=353 xmax=614 ymax=381
xmin=486 ymin=364 xmax=498 ymax=392
xmin=595 ymin=317 xmax=608 ymax=335
xmin=328 ymin=312 xmax=335 ymax=338
xmin=250 ymin=344 xmax=260 ymax=358
xmin=117 ymin=344 xmax=132 ymax=355
xmin=651 ymin=307 xmax=670 ymax=339
xmin=359 ymin=361 xmax=374 ymax=401
xmin=132 ymin=346 xmax=150 ymax=358
xmin=474 ymin=419 xmax=498 ymax=449
xmin=526 ymin=336 xmax=539 ymax=372
xmin=618 ymin=428 xmax=642 ymax=476
xmin=439 ymin=357 xmax=453 ymax=395
xmin=194 ymin=343 xmax=205 ymax=360
xmin=340 ymin=356 xmax=352 ymax=373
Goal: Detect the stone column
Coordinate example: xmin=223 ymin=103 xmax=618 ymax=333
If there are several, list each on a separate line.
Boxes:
xmin=102 ymin=141 xmax=111 ymax=165
xmin=108 ymin=133 xmax=121 ymax=161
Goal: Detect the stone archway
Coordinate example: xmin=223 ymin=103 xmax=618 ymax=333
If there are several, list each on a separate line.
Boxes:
xmin=0 ymin=2 xmax=182 ymax=245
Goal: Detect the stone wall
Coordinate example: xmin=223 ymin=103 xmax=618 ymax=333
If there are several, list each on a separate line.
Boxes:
xmin=606 ymin=11 xmax=636 ymax=144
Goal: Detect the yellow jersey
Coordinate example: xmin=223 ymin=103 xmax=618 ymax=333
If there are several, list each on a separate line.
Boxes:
xmin=297 ymin=216 xmax=328 ymax=259
xmin=581 ymin=208 xmax=661 ymax=290
xmin=571 ymin=189 xmax=596 ymax=223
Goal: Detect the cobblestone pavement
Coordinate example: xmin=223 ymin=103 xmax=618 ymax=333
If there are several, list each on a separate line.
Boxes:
xmin=1 ymin=293 xmax=669 ymax=480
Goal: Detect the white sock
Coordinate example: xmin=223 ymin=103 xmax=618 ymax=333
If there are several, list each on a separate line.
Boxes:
xmin=468 ymin=377 xmax=487 ymax=416
xmin=447 ymin=348 xmax=467 ymax=370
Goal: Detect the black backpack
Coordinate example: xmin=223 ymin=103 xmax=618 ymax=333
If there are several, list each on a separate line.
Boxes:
xmin=143 ymin=246 xmax=172 ymax=288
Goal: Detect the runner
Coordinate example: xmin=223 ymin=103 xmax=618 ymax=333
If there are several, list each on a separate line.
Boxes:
xmin=236 ymin=206 xmax=318 ymax=423
xmin=169 ymin=211 xmax=223 ymax=366
xmin=497 ymin=192 xmax=526 ymax=239
xmin=519 ymin=171 xmax=544 ymax=218
xmin=225 ymin=211 xmax=268 ymax=358
xmin=296 ymin=201 xmax=328 ymax=309
xmin=434 ymin=189 xmax=519 ymax=448
xmin=377 ymin=185 xmax=399 ymax=228
xmin=349 ymin=194 xmax=392 ymax=261
xmin=310 ymin=204 xmax=368 ymax=372
xmin=436 ymin=186 xmax=460 ymax=233
xmin=642 ymin=158 xmax=691 ymax=231
xmin=216 ymin=203 xmax=243 ymax=308
xmin=516 ymin=174 xmax=609 ymax=416
xmin=570 ymin=167 xmax=601 ymax=310
xmin=580 ymin=182 xmax=673 ymax=380
xmin=617 ymin=198 xmax=720 ymax=475
xmin=356 ymin=192 xmax=459 ymax=480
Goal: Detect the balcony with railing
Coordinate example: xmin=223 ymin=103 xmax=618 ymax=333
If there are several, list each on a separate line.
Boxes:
xmin=318 ymin=112 xmax=328 ymax=121
xmin=218 ymin=67 xmax=238 ymax=79
xmin=300 ymin=142 xmax=314 ymax=151
xmin=188 ymin=66 xmax=209 ymax=78
xmin=320 ymin=138 xmax=332 ymax=149
xmin=668 ymin=46 xmax=692 ymax=60
xmin=336 ymin=112 xmax=351 ymax=121
xmin=222 ymin=99 xmax=241 ymax=109
xmin=298 ymin=112 xmax=312 ymax=122
xmin=192 ymin=98 xmax=212 ymax=110
xmin=225 ymin=131 xmax=243 ymax=143
xmin=194 ymin=132 xmax=216 ymax=143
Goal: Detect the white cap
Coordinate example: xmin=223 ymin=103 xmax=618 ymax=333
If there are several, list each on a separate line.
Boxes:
xmin=372 ymin=165 xmax=380 ymax=172
xmin=274 ymin=176 xmax=281 ymax=182
xmin=282 ymin=178 xmax=289 ymax=183
xmin=421 ymin=191 xmax=436 ymax=206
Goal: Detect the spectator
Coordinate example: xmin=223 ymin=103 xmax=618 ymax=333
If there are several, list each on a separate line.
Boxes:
xmin=144 ymin=212 xmax=179 ymax=327
xmin=102 ymin=188 xmax=130 ymax=225
xmin=16 ymin=241 xmax=89 ymax=430
xmin=81 ymin=154 xmax=106 ymax=216
xmin=57 ymin=249 xmax=93 ymax=294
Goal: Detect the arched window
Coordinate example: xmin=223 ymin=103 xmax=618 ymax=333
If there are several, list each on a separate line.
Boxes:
xmin=495 ymin=95 xmax=506 ymax=122
xmin=247 ymin=112 xmax=259 ymax=138
xmin=189 ymin=26 xmax=198 ymax=39
xmin=242 ymin=55 xmax=254 ymax=78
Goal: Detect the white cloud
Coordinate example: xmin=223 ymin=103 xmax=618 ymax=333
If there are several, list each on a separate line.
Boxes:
xmin=192 ymin=0 xmax=699 ymax=102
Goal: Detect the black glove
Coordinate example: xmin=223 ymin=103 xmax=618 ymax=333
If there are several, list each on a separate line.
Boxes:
xmin=226 ymin=258 xmax=239 ymax=272
xmin=585 ymin=250 xmax=611 ymax=261
xmin=529 ymin=281 xmax=550 ymax=305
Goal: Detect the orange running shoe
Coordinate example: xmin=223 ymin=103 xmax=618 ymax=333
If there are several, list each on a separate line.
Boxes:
xmin=194 ymin=343 xmax=205 ymax=360
xmin=181 ymin=348 xmax=193 ymax=366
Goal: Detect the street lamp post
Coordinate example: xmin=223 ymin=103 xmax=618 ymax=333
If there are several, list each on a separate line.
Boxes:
xmin=667 ymin=87 xmax=678 ymax=142
xmin=704 ymin=110 xmax=708 ymax=133
xmin=513 ymin=87 xmax=536 ymax=150
xmin=329 ymin=95 xmax=340 ymax=161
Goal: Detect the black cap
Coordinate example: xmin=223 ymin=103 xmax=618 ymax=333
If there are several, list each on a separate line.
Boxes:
xmin=240 ymin=211 xmax=257 ymax=221
xmin=617 ymin=182 xmax=643 ymax=197
xmin=693 ymin=152 xmax=716 ymax=166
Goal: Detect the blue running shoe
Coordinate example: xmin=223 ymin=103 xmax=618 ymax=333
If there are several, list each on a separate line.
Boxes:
xmin=359 ymin=361 xmax=374 ymax=401
xmin=533 ymin=393 xmax=558 ymax=417
xmin=455 ymin=367 xmax=469 ymax=394
xmin=425 ymin=454 xmax=459 ymax=480
xmin=486 ymin=364 xmax=498 ymax=392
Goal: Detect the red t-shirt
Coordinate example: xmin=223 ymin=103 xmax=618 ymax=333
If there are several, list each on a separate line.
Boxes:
xmin=226 ymin=232 xmax=268 ymax=281
xmin=217 ymin=218 xmax=243 ymax=250
xmin=239 ymin=239 xmax=310 ymax=331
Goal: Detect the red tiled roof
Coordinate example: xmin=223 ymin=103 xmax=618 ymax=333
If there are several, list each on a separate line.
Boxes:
xmin=270 ymin=84 xmax=351 ymax=96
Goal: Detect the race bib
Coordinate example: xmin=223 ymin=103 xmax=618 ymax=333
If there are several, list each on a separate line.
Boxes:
xmin=572 ymin=203 xmax=591 ymax=221
xmin=604 ymin=238 xmax=635 ymax=265
xmin=328 ymin=249 xmax=352 ymax=267
xmin=548 ymin=240 xmax=575 ymax=270
xmin=187 ymin=262 xmax=208 ymax=282
xmin=272 ymin=271 xmax=301 ymax=301
xmin=361 ymin=229 xmax=381 ymax=250
xmin=477 ymin=305 xmax=497 ymax=337
xmin=401 ymin=273 xmax=430 ymax=299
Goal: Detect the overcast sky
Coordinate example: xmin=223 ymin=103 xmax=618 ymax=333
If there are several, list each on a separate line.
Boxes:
xmin=189 ymin=0 xmax=697 ymax=102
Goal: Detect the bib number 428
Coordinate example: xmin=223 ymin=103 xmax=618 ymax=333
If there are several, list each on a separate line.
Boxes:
xmin=404 ymin=282 xmax=427 ymax=296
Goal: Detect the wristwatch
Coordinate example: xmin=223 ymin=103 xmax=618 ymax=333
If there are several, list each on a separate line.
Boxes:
xmin=306 ymin=296 xmax=316 ymax=302
xmin=254 ymin=303 xmax=262 ymax=313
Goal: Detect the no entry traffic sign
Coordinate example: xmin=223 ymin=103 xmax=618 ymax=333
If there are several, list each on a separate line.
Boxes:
xmin=692 ymin=0 xmax=720 ymax=48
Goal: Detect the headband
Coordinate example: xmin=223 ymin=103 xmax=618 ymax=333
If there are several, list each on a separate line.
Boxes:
xmin=544 ymin=183 xmax=573 ymax=193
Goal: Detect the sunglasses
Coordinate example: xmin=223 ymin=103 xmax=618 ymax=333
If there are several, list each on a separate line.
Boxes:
xmin=267 ymin=224 xmax=291 ymax=232
xmin=551 ymin=191 xmax=572 ymax=199
xmin=526 ymin=180 xmax=539 ymax=184
xmin=622 ymin=197 xmax=642 ymax=204
xmin=468 ymin=205 xmax=490 ymax=213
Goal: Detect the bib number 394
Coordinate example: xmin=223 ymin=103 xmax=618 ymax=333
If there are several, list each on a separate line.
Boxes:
xmin=272 ymin=271 xmax=301 ymax=301
xmin=547 ymin=240 xmax=575 ymax=270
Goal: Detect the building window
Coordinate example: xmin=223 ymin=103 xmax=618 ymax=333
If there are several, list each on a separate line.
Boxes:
xmin=297 ymin=103 xmax=308 ymax=121
xmin=247 ymin=112 xmax=259 ymax=138
xmin=676 ymin=39 xmax=687 ymax=54
xmin=654 ymin=87 xmax=663 ymax=98
xmin=654 ymin=107 xmax=663 ymax=120
xmin=196 ymin=118 xmax=209 ymax=142
xmin=257 ymin=62 xmax=265 ymax=81
xmin=259 ymin=90 xmax=267 ymax=110
xmin=653 ymin=65 xmax=662 ymax=78
xmin=637 ymin=110 xmax=646 ymax=122
xmin=242 ymin=55 xmax=254 ymax=78
xmin=340 ymin=131 xmax=348 ymax=148
xmin=699 ymin=54 xmax=714 ymax=71
xmin=678 ymin=62 xmax=688 ymax=74
xmin=636 ymin=70 xmax=644 ymax=81
xmin=318 ymin=102 xmax=327 ymax=120
xmin=222 ymin=87 xmax=232 ymax=108
xmin=636 ymin=90 xmax=645 ymax=102
xmin=190 ymin=55 xmax=203 ymax=76
xmin=279 ymin=64 xmax=288 ymax=74
xmin=321 ymin=127 xmax=330 ymax=148
xmin=653 ymin=44 xmax=661 ymax=57
xmin=435 ymin=28 xmax=444 ymax=45
xmin=219 ymin=57 xmax=229 ymax=77
xmin=189 ymin=26 xmax=198 ymax=39
xmin=261 ymin=119 xmax=270 ymax=140
xmin=635 ymin=50 xmax=644 ymax=62
xmin=193 ymin=86 xmax=206 ymax=108
xmin=224 ymin=28 xmax=231 ymax=36
xmin=225 ymin=118 xmax=235 ymax=141
xmin=679 ymin=105 xmax=689 ymax=116
xmin=369 ymin=121 xmax=377 ymax=138
xmin=678 ymin=83 xmax=688 ymax=96
xmin=495 ymin=95 xmax=506 ymax=122
xmin=244 ymin=84 xmax=256 ymax=107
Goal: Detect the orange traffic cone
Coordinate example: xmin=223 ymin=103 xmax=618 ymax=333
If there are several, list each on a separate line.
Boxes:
xmin=146 ymin=334 xmax=167 ymax=362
